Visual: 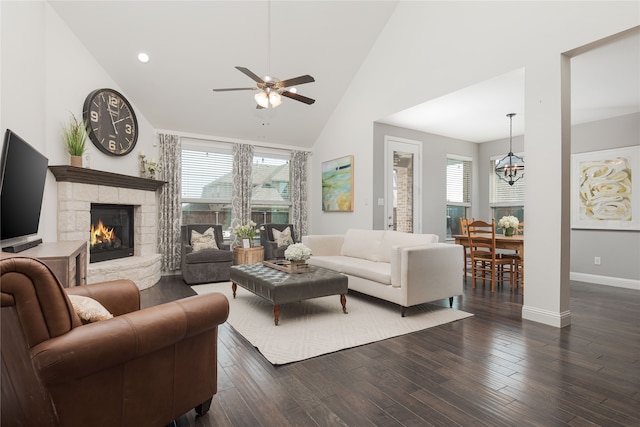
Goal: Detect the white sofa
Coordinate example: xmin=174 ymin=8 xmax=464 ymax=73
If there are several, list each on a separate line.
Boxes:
xmin=302 ymin=229 xmax=463 ymax=316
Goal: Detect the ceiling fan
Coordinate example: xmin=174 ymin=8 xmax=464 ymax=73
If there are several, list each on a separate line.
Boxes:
xmin=212 ymin=0 xmax=315 ymax=109
xmin=213 ymin=66 xmax=316 ymax=108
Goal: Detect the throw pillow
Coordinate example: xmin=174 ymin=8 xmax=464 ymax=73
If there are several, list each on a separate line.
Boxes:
xmin=272 ymin=227 xmax=294 ymax=247
xmin=191 ymin=227 xmax=219 ymax=251
xmin=68 ymin=294 xmax=114 ymax=323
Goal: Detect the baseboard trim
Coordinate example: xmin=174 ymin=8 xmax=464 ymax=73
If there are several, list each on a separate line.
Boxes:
xmin=522 ymin=306 xmax=572 ymax=328
xmin=570 ymin=272 xmax=640 ymax=290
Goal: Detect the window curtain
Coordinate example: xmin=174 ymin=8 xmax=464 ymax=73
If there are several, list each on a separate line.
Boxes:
xmin=231 ymin=143 xmax=254 ymax=248
xmin=158 ymin=133 xmax=182 ymax=271
xmin=290 ymin=150 xmax=309 ymax=239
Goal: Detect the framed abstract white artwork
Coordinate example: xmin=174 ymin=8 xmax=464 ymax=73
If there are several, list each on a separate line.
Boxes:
xmin=571 ymin=146 xmax=640 ymax=230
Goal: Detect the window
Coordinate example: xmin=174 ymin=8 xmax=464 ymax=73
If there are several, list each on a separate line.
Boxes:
xmin=181 ymin=141 xmax=234 ymax=231
xmin=181 ymin=141 xmax=291 ymax=240
xmin=446 ymin=155 xmax=472 ymax=239
xmin=251 ymin=151 xmax=291 ymax=226
xmin=490 ymin=153 xmax=525 ymax=231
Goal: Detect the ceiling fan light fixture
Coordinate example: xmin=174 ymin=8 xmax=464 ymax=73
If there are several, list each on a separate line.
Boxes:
xmin=269 ymin=92 xmax=282 ymax=107
xmin=254 ymin=91 xmax=269 ymax=108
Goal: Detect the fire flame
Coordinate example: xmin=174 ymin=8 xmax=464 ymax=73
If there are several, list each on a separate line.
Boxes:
xmin=90 ymin=219 xmax=115 ymax=246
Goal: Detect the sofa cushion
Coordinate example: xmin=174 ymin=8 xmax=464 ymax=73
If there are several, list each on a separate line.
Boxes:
xmin=185 ymin=248 xmax=233 ymax=264
xmin=308 ymin=256 xmax=391 ymax=285
xmin=378 ymin=231 xmax=439 ymax=263
xmin=307 ymin=256 xmax=347 ymax=273
xmin=272 ymin=226 xmax=294 ymax=247
xmin=68 ymin=294 xmax=113 ymax=323
xmin=191 ymin=227 xmax=219 ymax=251
xmin=339 ymin=257 xmax=391 ymax=285
xmin=340 ymin=229 xmax=384 ymax=261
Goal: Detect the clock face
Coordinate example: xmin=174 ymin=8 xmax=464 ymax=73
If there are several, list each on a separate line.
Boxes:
xmin=83 ymin=88 xmax=138 ymax=156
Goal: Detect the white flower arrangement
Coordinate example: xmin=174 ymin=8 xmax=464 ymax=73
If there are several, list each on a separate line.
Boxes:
xmin=284 ymin=243 xmax=312 ymax=262
xmin=230 ymin=221 xmax=264 ymax=239
xmin=498 ymin=215 xmax=519 ymax=230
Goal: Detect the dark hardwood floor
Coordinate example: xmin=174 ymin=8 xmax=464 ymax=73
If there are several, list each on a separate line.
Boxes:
xmin=142 ymin=276 xmax=640 ymax=427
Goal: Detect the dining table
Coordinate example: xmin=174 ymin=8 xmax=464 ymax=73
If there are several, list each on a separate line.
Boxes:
xmin=453 ymin=233 xmax=525 ymax=288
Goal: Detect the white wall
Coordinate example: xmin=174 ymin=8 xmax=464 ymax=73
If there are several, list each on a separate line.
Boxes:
xmin=570 ymin=113 xmax=640 ymax=287
xmin=309 ymin=1 xmax=639 ymax=327
xmin=1 ymin=2 xmax=158 ymax=243
xmin=372 ymin=122 xmax=479 ymax=240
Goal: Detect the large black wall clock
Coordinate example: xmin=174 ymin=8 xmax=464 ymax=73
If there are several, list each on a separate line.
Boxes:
xmin=83 ymin=88 xmax=138 ymax=156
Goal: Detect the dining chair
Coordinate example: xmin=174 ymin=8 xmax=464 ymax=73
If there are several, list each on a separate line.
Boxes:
xmin=459 ymin=218 xmax=472 ymax=278
xmin=503 ymin=221 xmax=524 ymax=291
xmin=466 ymin=218 xmax=515 ymax=292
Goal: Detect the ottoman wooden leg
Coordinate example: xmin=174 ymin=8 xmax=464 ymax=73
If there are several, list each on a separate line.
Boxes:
xmin=231 ymin=282 xmax=237 ymax=298
xmin=273 ymin=304 xmax=280 ymax=326
xmin=340 ymin=294 xmax=348 ymax=314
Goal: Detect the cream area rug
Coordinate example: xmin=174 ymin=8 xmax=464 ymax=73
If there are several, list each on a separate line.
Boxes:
xmin=191 ymin=282 xmax=473 ymax=365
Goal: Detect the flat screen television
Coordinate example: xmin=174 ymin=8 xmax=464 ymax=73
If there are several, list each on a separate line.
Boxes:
xmin=0 ymin=129 xmax=49 ymax=252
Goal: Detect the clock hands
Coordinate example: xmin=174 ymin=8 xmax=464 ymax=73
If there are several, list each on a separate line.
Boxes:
xmin=112 ymin=116 xmax=131 ymax=125
xmin=107 ymin=108 xmax=118 ymax=135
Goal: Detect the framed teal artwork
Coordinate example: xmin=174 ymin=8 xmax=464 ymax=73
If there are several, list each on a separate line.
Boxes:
xmin=322 ymin=155 xmax=354 ymax=212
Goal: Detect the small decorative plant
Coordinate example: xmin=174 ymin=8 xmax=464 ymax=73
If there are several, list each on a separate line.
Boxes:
xmin=63 ymin=113 xmax=87 ymax=156
xmin=139 ymin=151 xmax=161 ymax=178
xmin=498 ymin=215 xmax=519 ymax=236
xmin=284 ymin=243 xmax=312 ymax=262
xmin=230 ymin=221 xmax=264 ymax=240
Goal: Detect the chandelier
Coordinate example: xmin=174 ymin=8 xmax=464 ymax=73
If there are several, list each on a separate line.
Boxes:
xmin=495 ymin=113 xmax=524 ymax=186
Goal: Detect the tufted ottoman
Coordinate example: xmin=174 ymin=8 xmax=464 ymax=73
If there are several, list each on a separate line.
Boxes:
xmin=229 ymin=263 xmax=348 ymax=325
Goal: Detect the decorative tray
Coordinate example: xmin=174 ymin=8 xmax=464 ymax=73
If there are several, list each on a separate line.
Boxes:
xmin=262 ymin=260 xmax=311 ymax=274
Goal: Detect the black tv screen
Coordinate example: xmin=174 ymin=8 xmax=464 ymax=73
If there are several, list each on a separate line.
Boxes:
xmin=0 ymin=129 xmax=49 ymax=243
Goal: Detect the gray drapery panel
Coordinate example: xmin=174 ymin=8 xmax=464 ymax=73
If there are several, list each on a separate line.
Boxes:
xmin=158 ymin=133 xmax=182 ymax=271
xmin=290 ymin=151 xmax=309 ymax=239
xmin=231 ymin=143 xmax=254 ymax=248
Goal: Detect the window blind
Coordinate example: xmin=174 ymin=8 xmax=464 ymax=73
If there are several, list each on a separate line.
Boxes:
xmin=446 ymin=157 xmax=472 ymax=204
xmin=181 ymin=149 xmax=233 ymax=201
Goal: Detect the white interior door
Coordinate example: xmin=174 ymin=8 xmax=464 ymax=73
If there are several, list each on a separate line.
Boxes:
xmin=384 ymin=137 xmax=422 ymax=233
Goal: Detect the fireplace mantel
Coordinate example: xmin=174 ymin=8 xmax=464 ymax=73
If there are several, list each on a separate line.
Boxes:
xmin=49 ymin=166 xmax=165 ymax=191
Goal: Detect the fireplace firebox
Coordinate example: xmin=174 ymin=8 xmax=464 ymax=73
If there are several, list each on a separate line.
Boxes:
xmin=90 ymin=203 xmax=134 ymax=263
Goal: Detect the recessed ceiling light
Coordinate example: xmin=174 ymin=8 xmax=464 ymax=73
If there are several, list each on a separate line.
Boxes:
xmin=137 ymin=52 xmax=150 ymax=63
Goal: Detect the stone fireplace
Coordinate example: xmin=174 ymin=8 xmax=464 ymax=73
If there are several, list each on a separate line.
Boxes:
xmin=50 ymin=166 xmax=164 ymax=290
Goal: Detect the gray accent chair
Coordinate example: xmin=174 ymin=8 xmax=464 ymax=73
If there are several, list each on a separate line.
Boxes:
xmin=259 ymin=223 xmax=296 ymax=260
xmin=181 ymin=224 xmax=233 ymax=284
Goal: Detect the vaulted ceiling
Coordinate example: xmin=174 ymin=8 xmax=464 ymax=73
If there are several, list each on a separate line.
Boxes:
xmin=51 ymin=1 xmax=639 ymax=147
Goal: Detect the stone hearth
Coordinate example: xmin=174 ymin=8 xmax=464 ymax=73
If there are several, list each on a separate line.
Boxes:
xmin=50 ymin=166 xmax=165 ymax=290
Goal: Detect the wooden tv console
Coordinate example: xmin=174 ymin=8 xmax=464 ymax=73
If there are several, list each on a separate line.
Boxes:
xmin=1 ymin=240 xmax=87 ymax=288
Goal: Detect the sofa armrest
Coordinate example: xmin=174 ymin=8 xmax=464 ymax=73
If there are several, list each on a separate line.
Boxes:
xmin=182 ymin=243 xmax=194 ymax=256
xmin=31 ymin=292 xmax=229 ymax=386
xmin=302 ymin=235 xmax=344 ymax=256
xmin=66 ymin=279 xmax=140 ymax=316
xmin=391 ymin=243 xmax=463 ymax=295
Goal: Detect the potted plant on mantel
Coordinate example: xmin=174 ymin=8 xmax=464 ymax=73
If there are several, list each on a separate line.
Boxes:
xmin=63 ymin=113 xmax=87 ymax=167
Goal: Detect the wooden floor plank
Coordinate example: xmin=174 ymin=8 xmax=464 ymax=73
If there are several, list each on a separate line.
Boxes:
xmin=141 ymin=277 xmax=640 ymax=426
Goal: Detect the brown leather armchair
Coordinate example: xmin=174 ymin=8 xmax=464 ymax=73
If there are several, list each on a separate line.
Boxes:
xmin=1 ymin=256 xmax=229 ymax=427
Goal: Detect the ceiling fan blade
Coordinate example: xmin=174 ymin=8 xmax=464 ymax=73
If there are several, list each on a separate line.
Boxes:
xmin=275 ymin=75 xmax=315 ymax=89
xmin=235 ymin=66 xmax=265 ymax=84
xmin=281 ymin=91 xmax=316 ymax=105
xmin=212 ymin=87 xmax=257 ymax=92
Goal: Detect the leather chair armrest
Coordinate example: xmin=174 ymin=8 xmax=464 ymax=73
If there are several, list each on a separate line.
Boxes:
xmin=218 ymin=242 xmax=231 ymax=251
xmin=31 ymin=292 xmax=229 ymax=386
xmin=66 ymin=279 xmax=140 ymax=315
